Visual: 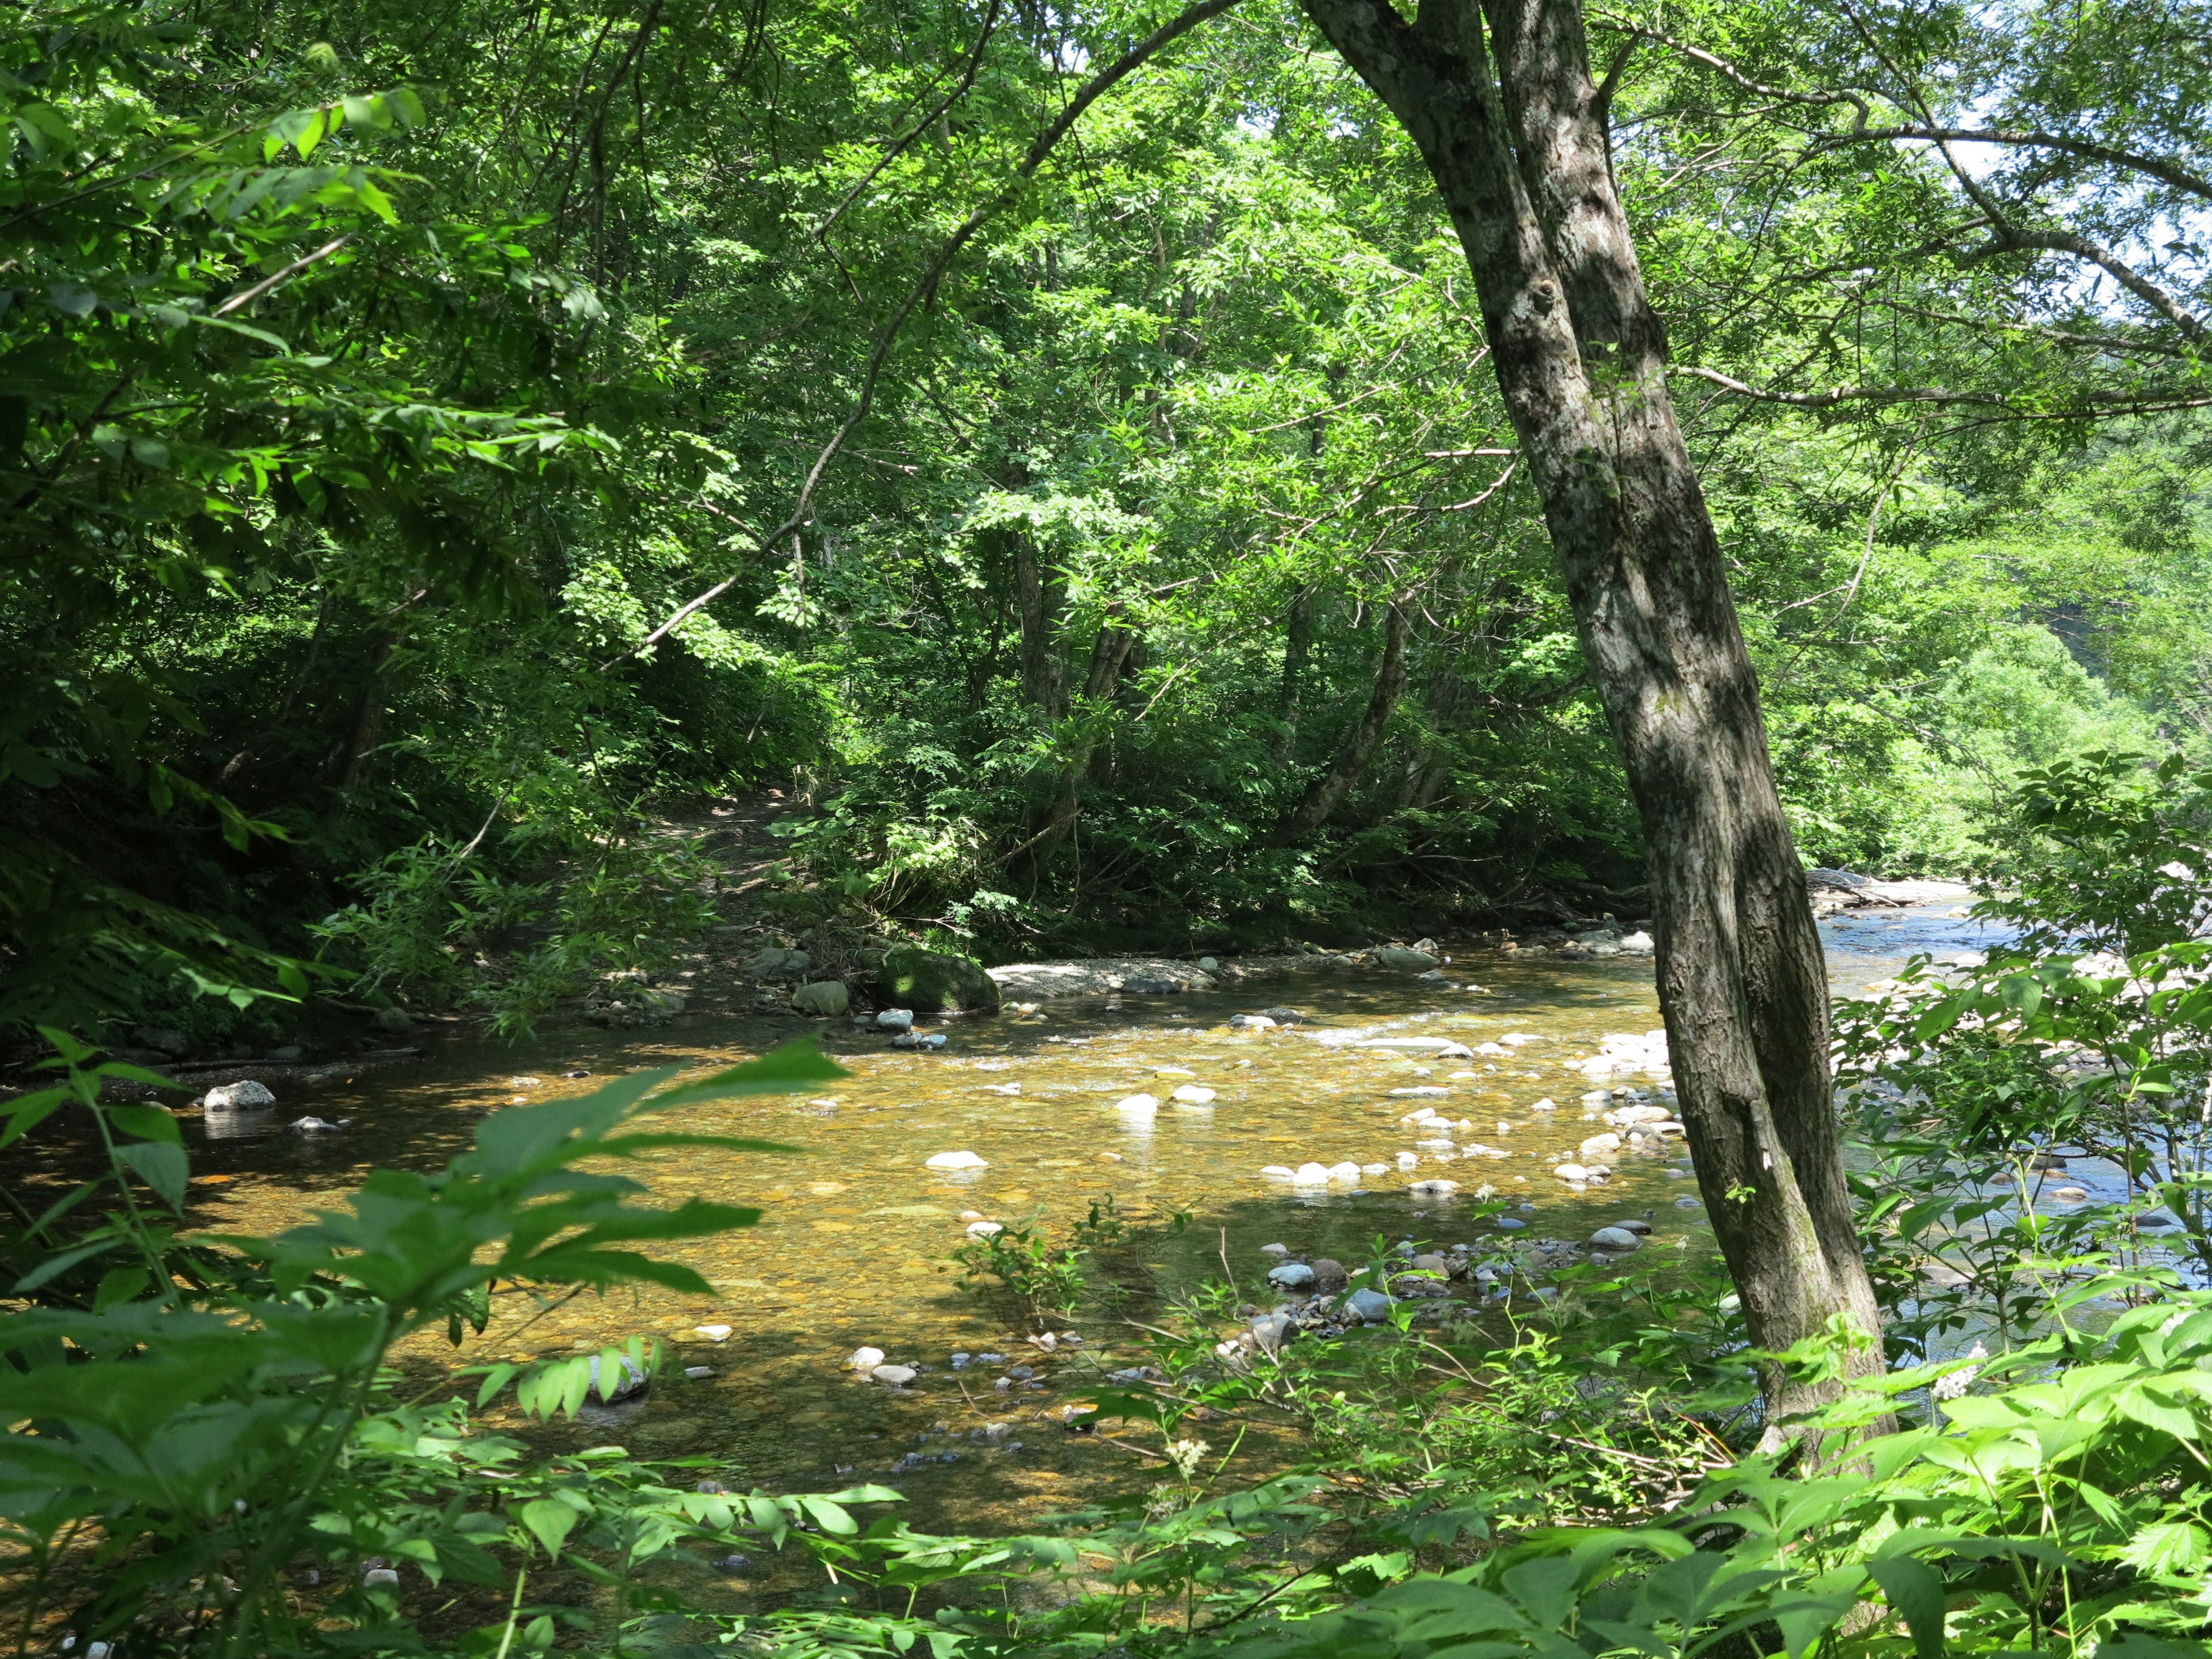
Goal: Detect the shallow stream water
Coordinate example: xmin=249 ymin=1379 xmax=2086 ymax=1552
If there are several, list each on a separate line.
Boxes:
xmin=162 ymin=903 xmax=2025 ymax=1535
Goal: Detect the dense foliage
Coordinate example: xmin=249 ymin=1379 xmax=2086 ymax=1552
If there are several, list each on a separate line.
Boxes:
xmin=6 ymin=0 xmax=2212 ymax=1042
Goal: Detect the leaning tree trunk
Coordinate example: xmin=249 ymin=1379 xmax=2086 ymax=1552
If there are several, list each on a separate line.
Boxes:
xmin=1300 ymin=0 xmax=1884 ymax=1439
xmin=1278 ymin=599 xmax=1410 ymax=842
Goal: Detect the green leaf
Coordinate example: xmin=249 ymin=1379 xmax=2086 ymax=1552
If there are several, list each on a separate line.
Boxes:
xmin=519 ymin=1498 xmax=577 ymax=1560
xmin=12 ymin=1236 xmax=123 ymax=1294
xmin=799 ymin=1495 xmax=857 ymax=1534
xmin=118 ymin=1141 xmax=189 ymax=1210
xmin=107 ymin=1104 xmax=182 ymax=1145
xmin=1868 ymin=1555 xmax=1947 ymax=1659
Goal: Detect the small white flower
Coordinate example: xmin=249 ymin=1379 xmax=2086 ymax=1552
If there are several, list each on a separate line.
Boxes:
xmin=1931 ymin=1342 xmax=1987 ymax=1402
xmin=1165 ymin=1437 xmax=1211 ymax=1479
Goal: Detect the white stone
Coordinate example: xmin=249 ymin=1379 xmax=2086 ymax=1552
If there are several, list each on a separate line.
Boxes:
xmin=966 ymin=1220 xmax=1005 ymax=1237
xmin=588 ymin=1352 xmax=649 ymax=1402
xmin=870 ymin=1364 xmax=918 ymax=1387
xmin=1260 ymin=1165 xmax=1297 ymax=1178
xmin=984 ymin=1082 xmax=1021 ymax=1096
xmin=1553 ymin=1163 xmax=1590 ymax=1181
xmin=1292 ymin=1162 xmax=1332 ymax=1184
xmin=1259 ymin=1242 xmax=1290 ymax=1256
xmin=1397 ymin=1151 xmax=1419 ymax=1168
xmin=849 ymin=1346 xmax=886 ymax=1370
xmin=1390 ymin=1085 xmax=1450 ymax=1097
xmin=925 ymin=1150 xmax=988 ymax=1170
xmin=1170 ymin=1084 xmax=1215 ymax=1104
xmin=1579 ymin=1132 xmax=1622 ymax=1158
xmin=1362 ymin=1162 xmax=1389 ymax=1174
xmin=1328 ymin=1160 xmax=1362 ymax=1181
xmin=695 ymin=1324 xmax=733 ymax=1341
xmin=1115 ymin=1093 xmax=1160 ymax=1116
xmin=205 ymin=1081 xmax=275 ymax=1111
xmin=1409 ymin=1179 xmax=1459 ymax=1196
xmin=684 ymin=1365 xmax=714 ymax=1378
xmin=1590 ymin=1226 xmax=1643 ymax=1251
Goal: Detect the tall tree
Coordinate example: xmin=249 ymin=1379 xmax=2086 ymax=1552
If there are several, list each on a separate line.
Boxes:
xmin=1296 ymin=0 xmax=1885 ymax=1435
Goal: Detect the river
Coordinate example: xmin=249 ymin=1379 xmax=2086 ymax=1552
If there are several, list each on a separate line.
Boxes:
xmin=166 ymin=900 xmax=2013 ymax=1538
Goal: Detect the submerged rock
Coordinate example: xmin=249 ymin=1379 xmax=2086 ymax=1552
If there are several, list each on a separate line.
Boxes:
xmin=1373 ymin=947 xmax=1441 ymax=969
xmin=1589 ymin=1226 xmax=1643 ymax=1251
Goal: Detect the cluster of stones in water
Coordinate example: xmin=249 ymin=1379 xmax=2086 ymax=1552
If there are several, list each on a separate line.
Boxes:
xmin=1222 ymin=1224 xmax=1664 ymax=1358
xmin=845 ymin=1333 xmax=1083 ymax=1406
xmin=200 ymin=1077 xmax=357 ymax=1137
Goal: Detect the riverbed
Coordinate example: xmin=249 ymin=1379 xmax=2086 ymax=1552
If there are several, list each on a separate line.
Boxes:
xmin=160 ymin=902 xmax=2013 ymax=1534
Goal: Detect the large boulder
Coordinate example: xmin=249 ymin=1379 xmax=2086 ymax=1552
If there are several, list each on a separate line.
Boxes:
xmin=790 ymin=981 xmax=850 ymax=1017
xmin=873 ymin=944 xmax=1000 ymax=1013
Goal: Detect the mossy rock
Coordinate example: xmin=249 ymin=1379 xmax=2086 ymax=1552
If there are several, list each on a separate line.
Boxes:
xmin=872 ymin=944 xmax=1000 ymax=1013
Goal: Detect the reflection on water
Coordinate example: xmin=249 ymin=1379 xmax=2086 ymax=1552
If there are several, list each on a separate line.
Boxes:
xmin=149 ymin=902 xmax=2032 ymax=1532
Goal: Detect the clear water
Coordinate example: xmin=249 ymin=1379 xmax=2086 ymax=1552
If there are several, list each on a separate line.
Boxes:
xmin=168 ymin=903 xmax=2019 ymax=1532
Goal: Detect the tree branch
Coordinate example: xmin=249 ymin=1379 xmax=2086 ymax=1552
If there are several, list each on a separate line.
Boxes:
xmin=1815 ymin=125 xmax=2212 ymax=204
xmin=1675 ymin=362 xmax=2212 ymax=415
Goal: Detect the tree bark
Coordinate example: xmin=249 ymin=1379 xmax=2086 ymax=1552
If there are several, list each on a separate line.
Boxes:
xmin=1299 ymin=0 xmax=1884 ymax=1438
xmin=1279 ymin=599 xmax=1410 ymax=840
xmin=1014 ymin=613 xmax=1137 ymax=874
xmin=1273 ymin=586 xmax=1315 ymax=762
xmin=1013 ymin=535 xmax=1068 ymax=720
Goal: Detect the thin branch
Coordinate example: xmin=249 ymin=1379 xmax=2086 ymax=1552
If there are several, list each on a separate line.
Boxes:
xmin=1596 ymin=16 xmax=1872 ymax=129
xmin=1965 ymin=219 xmax=2206 ymax=342
xmin=813 ymin=0 xmax=1007 ymax=245
xmin=1674 ymin=363 xmax=2212 ymax=416
xmin=1672 ymin=365 xmax=2006 ymax=407
xmin=211 ymin=235 xmax=351 ymax=317
xmin=1815 ymin=124 xmax=2212 ymax=205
